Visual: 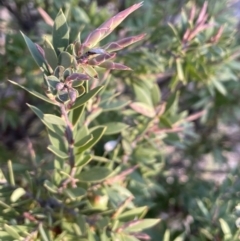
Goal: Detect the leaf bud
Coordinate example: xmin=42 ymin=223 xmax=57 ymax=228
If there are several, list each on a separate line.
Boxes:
xmin=89 ymin=194 xmax=109 ymax=209
xmin=68 ymin=89 xmax=78 ymax=103
xmin=56 ymin=82 xmax=64 ymax=91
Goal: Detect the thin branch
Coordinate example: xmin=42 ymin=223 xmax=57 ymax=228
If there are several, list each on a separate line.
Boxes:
xmin=37 ymin=7 xmax=54 ymax=26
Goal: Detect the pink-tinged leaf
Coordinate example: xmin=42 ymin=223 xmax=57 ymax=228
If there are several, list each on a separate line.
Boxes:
xmin=88 ymin=48 xmax=106 ymax=55
xmin=83 ymin=2 xmax=143 ymax=48
xmin=35 ymin=43 xmax=53 ymax=73
xmin=196 ymin=1 xmax=208 ymax=25
xmin=196 ymin=12 xmax=208 ymax=27
xmin=211 ymin=26 xmax=224 ymax=43
xmin=74 ymin=42 xmax=82 ymax=57
xmin=98 ymin=61 xmax=132 ymax=70
xmin=117 ymin=219 xmax=160 ymax=232
xmin=88 ymin=53 xmax=116 ymax=66
xmin=188 ymin=24 xmax=213 ymax=41
xmin=182 ymin=29 xmax=191 ymax=42
xmin=81 ymin=65 xmax=99 ymax=78
xmin=83 ymin=28 xmax=109 ymax=49
xmin=129 ymin=232 xmax=151 ymax=240
xmin=102 ymin=33 xmax=146 ymax=52
xmin=35 ymin=44 xmax=46 ymax=58
xmin=65 ymin=73 xmax=90 ymax=82
xmin=56 ymin=82 xmax=64 ymax=91
xmin=130 ymin=102 xmax=155 ymax=118
xmin=189 ymin=5 xmax=196 ymax=23
xmin=68 ymin=88 xmax=78 ymax=103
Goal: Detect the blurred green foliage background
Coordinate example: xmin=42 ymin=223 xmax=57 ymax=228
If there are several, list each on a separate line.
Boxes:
xmin=2 ymin=0 xmax=240 ymax=240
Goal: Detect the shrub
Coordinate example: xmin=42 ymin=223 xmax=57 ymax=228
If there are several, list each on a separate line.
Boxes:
xmin=1 ymin=3 xmax=160 ymax=240
xmin=2 ymin=1 xmax=240 ymax=240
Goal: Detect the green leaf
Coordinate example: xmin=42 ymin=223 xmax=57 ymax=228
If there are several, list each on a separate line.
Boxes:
xmin=0 ymin=200 xmax=18 ymax=215
xmin=115 ymin=234 xmax=139 ymax=241
xmin=123 ymin=219 xmax=160 ymax=232
xmin=100 ymin=100 xmax=130 ymax=111
xmin=44 ymin=180 xmax=58 ymax=194
xmin=200 ymin=229 xmax=214 ymax=240
xmin=163 ymin=230 xmax=171 ymax=241
xmin=20 ymin=31 xmax=49 ymax=73
xmin=63 ymin=187 xmax=86 ymax=200
xmin=48 ymin=129 xmax=67 ymax=152
xmin=63 ymin=67 xmax=72 ymax=80
xmin=71 ymin=6 xmax=90 ymax=23
xmin=0 ymin=231 xmax=12 ymax=240
xmin=48 ymin=145 xmax=69 ymax=159
xmin=27 ymin=104 xmax=65 ymax=134
xmin=78 ymin=167 xmax=112 ymax=182
xmin=59 ymin=51 xmax=74 ymax=68
xmin=99 ymin=230 xmax=109 ymax=241
xmin=53 ymin=9 xmax=69 ymax=54
xmin=8 ymin=80 xmax=56 ymax=105
xmin=69 ymin=25 xmax=82 ymax=44
xmin=159 ymin=115 xmax=172 ymax=128
xmin=39 ymin=223 xmax=50 ymax=241
xmin=174 ymin=234 xmax=186 ymax=241
xmin=85 ymin=108 xmax=103 ymax=124
xmin=133 ymin=82 xmax=153 ymax=107
xmin=47 ymin=75 xmax=60 ymax=89
xmin=219 ymin=218 xmax=232 ymax=239
xmin=76 ymin=154 xmax=92 ymax=167
xmin=164 ymin=91 xmax=179 ymax=115
xmin=75 ymin=134 xmax=93 ymax=147
xmin=117 ymin=206 xmax=148 ymax=221
xmin=176 ymin=58 xmax=185 ymax=83
xmin=74 ymin=125 xmax=89 ymax=144
xmin=4 ymin=224 xmax=21 ymax=239
xmin=168 ymin=22 xmax=181 ymax=41
xmin=75 ymin=126 xmax=106 ymax=154
xmin=196 ymin=199 xmax=209 ymax=218
xmin=82 ymin=65 xmax=98 ymax=78
xmin=65 ymin=43 xmax=74 ymax=55
xmin=43 ymin=114 xmax=65 ymax=125
xmin=104 ymin=122 xmax=128 ymax=135
xmin=169 ymin=75 xmax=179 ymax=90
xmin=43 ymin=37 xmax=58 ymax=70
xmin=70 ymin=86 xmax=104 ymax=110
xmin=7 ymin=160 xmax=15 ymax=186
xmin=54 ymin=157 xmax=65 ymax=183
xmin=58 ymin=90 xmax=69 ymax=102
xmin=10 ymin=187 xmax=26 ymax=202
xmin=11 ymin=163 xmax=29 ymax=172
xmin=54 ymin=65 xmax=65 ymax=80
xmin=72 ymin=80 xmax=85 ymax=88
xmin=76 ymin=215 xmax=87 ymax=236
xmin=151 ymin=83 xmax=161 ymax=106
xmin=69 ymin=104 xmax=85 ymax=128
xmin=87 ymin=229 xmax=97 ymax=241
xmin=92 ymin=155 xmax=111 ymax=162
xmin=212 ymin=79 xmax=227 ymax=96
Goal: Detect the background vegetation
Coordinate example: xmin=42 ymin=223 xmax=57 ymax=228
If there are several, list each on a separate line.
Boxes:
xmin=1 ymin=0 xmax=240 ymax=240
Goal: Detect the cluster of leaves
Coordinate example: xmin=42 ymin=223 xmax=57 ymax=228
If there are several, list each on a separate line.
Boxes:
xmin=0 ymin=3 xmax=162 ymax=241
xmin=2 ymin=0 xmax=240 ymax=240
xmin=71 ymin=0 xmax=240 ymax=240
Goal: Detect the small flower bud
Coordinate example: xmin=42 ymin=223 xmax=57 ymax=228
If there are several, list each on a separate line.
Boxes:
xmin=104 ymin=140 xmax=118 ymax=152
